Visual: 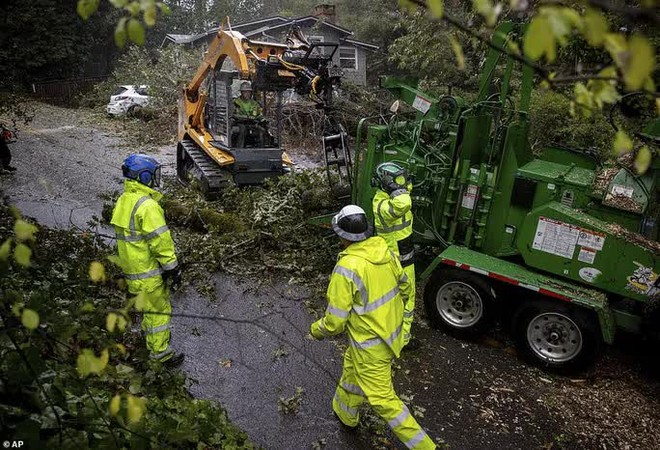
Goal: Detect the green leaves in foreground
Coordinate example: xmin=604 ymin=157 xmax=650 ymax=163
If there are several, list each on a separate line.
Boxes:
xmin=109 ymin=393 xmax=147 ymax=424
xmin=77 ymin=348 xmax=110 ymax=377
xmin=77 ymin=0 xmax=171 ymax=48
xmin=21 ymin=308 xmax=40 ymax=330
xmin=1 ymin=218 xmax=38 ymax=267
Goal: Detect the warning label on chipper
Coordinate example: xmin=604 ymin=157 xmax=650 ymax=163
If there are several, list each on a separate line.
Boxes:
xmin=412 ymin=95 xmax=432 ymax=114
xmin=532 ymin=217 xmax=580 ymax=259
xmin=578 ymin=247 xmax=597 ymax=264
xmin=532 ymin=217 xmax=606 ymax=260
xmin=461 ymin=185 xmax=478 ymax=210
xmin=577 ymin=229 xmax=605 ymax=251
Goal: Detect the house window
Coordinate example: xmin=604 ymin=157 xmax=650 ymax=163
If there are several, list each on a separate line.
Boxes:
xmin=339 ymin=46 xmax=357 ymax=70
xmin=308 ymin=35 xmax=325 ymax=55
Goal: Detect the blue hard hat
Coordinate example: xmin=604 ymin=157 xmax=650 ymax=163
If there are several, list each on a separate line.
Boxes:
xmin=122 ymin=154 xmax=162 ymax=188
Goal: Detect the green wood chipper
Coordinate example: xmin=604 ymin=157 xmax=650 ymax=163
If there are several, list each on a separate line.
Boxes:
xmin=345 ymin=23 xmax=659 ymax=370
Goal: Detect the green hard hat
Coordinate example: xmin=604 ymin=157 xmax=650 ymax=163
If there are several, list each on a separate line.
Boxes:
xmin=373 ymin=162 xmax=407 ymax=189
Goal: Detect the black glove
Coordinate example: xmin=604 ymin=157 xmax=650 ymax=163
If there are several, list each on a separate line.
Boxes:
xmin=162 ymin=266 xmax=182 ymax=290
xmin=385 ymin=180 xmax=402 ymax=194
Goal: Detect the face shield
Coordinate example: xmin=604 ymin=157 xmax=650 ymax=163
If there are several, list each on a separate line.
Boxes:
xmin=151 ymin=166 xmax=162 ymax=188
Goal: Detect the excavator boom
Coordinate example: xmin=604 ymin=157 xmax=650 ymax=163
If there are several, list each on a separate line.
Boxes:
xmin=177 ymin=23 xmax=347 ymax=197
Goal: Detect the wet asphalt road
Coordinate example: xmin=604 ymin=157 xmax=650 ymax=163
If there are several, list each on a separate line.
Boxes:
xmin=3 ymin=103 xmax=660 ymax=450
xmin=171 ymin=273 xmax=368 ymax=450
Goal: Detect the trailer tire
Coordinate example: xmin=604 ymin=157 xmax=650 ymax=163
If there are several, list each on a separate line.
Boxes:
xmin=423 ymin=268 xmax=495 ymax=337
xmin=513 ymin=300 xmax=601 ymax=372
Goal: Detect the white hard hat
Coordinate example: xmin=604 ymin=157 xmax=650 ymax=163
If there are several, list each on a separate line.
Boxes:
xmin=332 ymin=205 xmax=372 ymax=242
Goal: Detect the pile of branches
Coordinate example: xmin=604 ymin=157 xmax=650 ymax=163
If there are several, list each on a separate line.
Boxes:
xmin=101 ymin=170 xmax=343 ymax=297
xmin=279 ymin=85 xmax=392 ymax=149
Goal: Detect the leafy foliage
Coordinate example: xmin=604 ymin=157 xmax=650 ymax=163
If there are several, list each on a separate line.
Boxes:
xmin=389 ymin=10 xmax=481 ymax=92
xmin=99 ymin=171 xmax=342 ymax=297
xmin=0 ymin=201 xmax=253 ymax=448
xmin=1 ymin=0 xmax=119 ymax=88
xmin=529 ymin=89 xmax=614 ymax=155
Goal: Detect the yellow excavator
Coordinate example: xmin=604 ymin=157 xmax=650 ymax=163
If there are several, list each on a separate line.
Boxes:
xmin=177 ymin=22 xmax=351 ymax=197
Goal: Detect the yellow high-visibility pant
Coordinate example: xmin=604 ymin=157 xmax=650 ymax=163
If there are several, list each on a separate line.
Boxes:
xmin=140 ymin=284 xmax=173 ymax=361
xmin=333 ymin=346 xmax=436 ymax=450
xmin=402 ymin=264 xmax=415 ymax=345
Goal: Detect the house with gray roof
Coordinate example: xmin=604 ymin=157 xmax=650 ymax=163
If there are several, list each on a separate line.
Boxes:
xmin=163 ymin=4 xmax=378 ymax=86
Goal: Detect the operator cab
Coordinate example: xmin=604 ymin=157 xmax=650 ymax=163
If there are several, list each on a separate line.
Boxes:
xmin=203 ymin=65 xmax=286 ymax=185
xmin=205 ymin=68 xmax=281 ymax=150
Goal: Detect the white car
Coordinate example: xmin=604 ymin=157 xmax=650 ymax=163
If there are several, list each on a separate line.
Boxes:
xmin=106 ymin=85 xmax=150 ymax=116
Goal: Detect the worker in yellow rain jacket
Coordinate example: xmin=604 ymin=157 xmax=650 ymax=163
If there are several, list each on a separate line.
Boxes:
xmin=111 ymin=154 xmax=184 ymax=367
xmin=310 ymin=205 xmax=436 ymax=450
xmin=372 ymin=162 xmax=418 ymax=349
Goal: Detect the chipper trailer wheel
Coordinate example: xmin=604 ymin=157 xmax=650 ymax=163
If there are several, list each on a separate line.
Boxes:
xmin=513 ymin=300 xmax=601 ymax=372
xmin=424 ymin=268 xmax=495 ymax=337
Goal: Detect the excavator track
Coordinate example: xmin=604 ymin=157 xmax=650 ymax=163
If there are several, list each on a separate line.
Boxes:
xmin=177 ymin=138 xmax=233 ymax=198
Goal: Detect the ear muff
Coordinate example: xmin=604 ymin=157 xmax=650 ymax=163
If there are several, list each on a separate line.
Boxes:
xmin=394 ymin=175 xmax=406 ymax=185
xmin=139 ymin=170 xmax=153 ymax=186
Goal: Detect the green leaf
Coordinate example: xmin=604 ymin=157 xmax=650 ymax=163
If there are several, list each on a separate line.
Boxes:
xmin=0 ymin=239 xmax=12 ymax=261
xmin=635 ymin=146 xmax=652 ymax=174
xmin=624 ymin=35 xmax=655 ymax=91
xmin=398 ymin=0 xmax=417 ymax=13
xmin=106 ymin=312 xmax=127 ymax=332
xmin=109 ymin=394 xmax=121 ymax=416
xmin=449 ymin=35 xmax=465 ymax=70
xmin=126 ymin=394 xmax=146 ymax=424
xmin=77 ymin=0 xmax=100 ymax=21
xmin=614 ymin=130 xmax=633 ymax=155
xmin=582 ymin=8 xmax=608 ymax=47
xmin=144 ymin=4 xmax=157 ymax=27
xmin=587 ymin=67 xmax=620 ymax=108
xmin=115 ymin=17 xmax=128 ymax=48
xmin=76 ymin=348 xmax=109 ymax=377
xmin=542 ymin=6 xmax=580 ymax=47
xmin=106 ymin=313 xmax=118 ymax=332
xmin=158 ymin=3 xmax=171 ymax=15
xmin=573 ymin=82 xmax=594 ymax=117
xmin=428 ymin=0 xmax=444 ymax=18
xmin=14 ymin=243 xmax=32 ymax=267
xmin=126 ymin=1 xmax=141 ymax=16
xmin=523 ymin=16 xmax=555 ymax=62
xmin=115 ymin=344 xmax=128 ymax=357
xmin=127 ymin=18 xmax=146 ymax=45
xmin=21 ymin=308 xmax=39 ymax=330
xmin=14 ymin=220 xmax=38 ymax=242
xmin=11 ymin=302 xmax=24 ymax=317
xmin=109 ymin=0 xmax=128 ymax=7
xmin=89 ymin=261 xmax=106 ymax=283
xmin=473 ymin=0 xmax=501 ymax=27
xmin=604 ymin=33 xmax=628 ymax=70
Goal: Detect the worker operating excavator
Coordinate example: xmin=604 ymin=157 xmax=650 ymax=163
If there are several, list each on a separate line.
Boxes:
xmin=232 ymin=81 xmax=267 ymax=148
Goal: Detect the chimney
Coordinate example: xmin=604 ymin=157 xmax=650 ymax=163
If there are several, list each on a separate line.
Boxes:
xmin=313 ymin=4 xmax=336 ymax=24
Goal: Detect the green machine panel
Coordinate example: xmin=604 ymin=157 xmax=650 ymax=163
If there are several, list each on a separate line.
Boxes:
xmin=517 ymin=202 xmax=659 ymax=302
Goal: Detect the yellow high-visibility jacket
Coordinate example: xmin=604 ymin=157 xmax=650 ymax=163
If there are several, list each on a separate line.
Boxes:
xmin=234 ymin=98 xmax=262 ymax=118
xmin=110 ymin=179 xmax=178 ymax=294
xmin=373 ymin=186 xmax=414 ymax=262
xmin=311 ymin=236 xmax=411 ymax=358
